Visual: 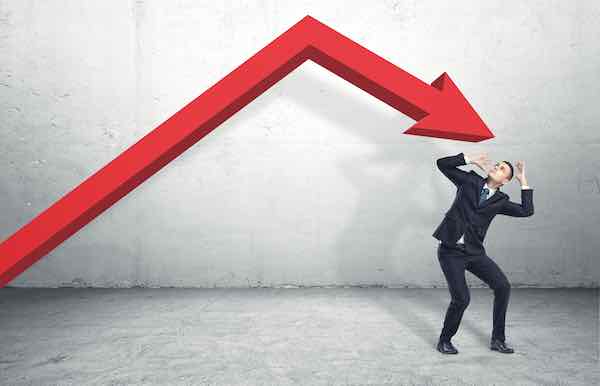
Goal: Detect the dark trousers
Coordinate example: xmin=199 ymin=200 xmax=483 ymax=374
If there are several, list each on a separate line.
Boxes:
xmin=437 ymin=242 xmax=511 ymax=343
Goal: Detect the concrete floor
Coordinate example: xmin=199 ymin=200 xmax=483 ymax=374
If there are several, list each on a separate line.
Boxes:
xmin=0 ymin=288 xmax=598 ymax=386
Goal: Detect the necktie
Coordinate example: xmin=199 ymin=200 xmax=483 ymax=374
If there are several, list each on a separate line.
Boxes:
xmin=479 ymin=187 xmax=489 ymax=205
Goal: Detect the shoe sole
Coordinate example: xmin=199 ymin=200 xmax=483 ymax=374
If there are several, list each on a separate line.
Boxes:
xmin=437 ymin=347 xmax=458 ymax=354
xmin=490 ymin=346 xmax=514 ymax=353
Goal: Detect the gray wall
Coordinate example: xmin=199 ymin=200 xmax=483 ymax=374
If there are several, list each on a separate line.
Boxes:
xmin=1 ymin=0 xmax=598 ymax=288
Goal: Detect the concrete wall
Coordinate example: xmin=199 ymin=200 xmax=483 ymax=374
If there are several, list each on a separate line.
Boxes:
xmin=1 ymin=0 xmax=598 ymax=287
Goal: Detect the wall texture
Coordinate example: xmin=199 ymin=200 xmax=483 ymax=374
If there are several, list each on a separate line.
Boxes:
xmin=1 ymin=0 xmax=598 ymax=287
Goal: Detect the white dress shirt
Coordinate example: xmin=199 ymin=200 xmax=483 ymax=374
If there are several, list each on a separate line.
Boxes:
xmin=453 ymin=154 xmax=530 ymax=245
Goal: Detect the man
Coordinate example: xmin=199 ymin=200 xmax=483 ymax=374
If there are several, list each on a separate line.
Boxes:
xmin=433 ymin=151 xmax=534 ymax=355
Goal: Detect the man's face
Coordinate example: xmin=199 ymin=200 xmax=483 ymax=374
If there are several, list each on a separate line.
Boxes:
xmin=487 ymin=161 xmax=512 ymax=185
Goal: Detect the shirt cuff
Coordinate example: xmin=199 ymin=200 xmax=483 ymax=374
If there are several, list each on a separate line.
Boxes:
xmin=521 ymin=185 xmax=531 ymax=189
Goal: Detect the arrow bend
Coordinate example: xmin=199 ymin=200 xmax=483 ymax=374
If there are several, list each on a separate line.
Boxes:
xmin=0 ymin=15 xmax=493 ymax=287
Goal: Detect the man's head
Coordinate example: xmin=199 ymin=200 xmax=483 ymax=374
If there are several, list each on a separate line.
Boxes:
xmin=487 ymin=160 xmax=514 ymax=186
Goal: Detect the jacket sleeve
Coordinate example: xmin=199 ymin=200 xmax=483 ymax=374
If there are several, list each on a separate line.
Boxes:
xmin=498 ymin=188 xmax=534 ymax=217
xmin=436 ymin=152 xmax=471 ymax=187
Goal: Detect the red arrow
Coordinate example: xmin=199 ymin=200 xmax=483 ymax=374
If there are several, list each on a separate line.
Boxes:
xmin=0 ymin=15 xmax=493 ymax=287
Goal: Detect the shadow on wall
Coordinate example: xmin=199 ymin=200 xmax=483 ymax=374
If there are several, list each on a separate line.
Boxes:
xmin=281 ymin=68 xmax=448 ymax=286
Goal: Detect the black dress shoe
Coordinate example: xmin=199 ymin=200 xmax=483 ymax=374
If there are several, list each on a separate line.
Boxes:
xmin=490 ymin=338 xmax=514 ymax=353
xmin=437 ymin=340 xmax=458 ymax=354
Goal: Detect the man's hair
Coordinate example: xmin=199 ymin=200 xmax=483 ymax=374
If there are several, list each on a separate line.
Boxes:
xmin=502 ymin=160 xmax=514 ymax=181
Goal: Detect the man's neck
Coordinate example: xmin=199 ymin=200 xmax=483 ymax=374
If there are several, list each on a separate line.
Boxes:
xmin=485 ymin=177 xmax=502 ymax=190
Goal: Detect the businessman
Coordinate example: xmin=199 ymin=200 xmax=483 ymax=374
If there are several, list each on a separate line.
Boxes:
xmin=433 ymin=152 xmax=534 ymax=354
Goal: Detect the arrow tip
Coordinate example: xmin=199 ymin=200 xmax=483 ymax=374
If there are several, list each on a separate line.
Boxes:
xmin=404 ymin=72 xmax=494 ymax=142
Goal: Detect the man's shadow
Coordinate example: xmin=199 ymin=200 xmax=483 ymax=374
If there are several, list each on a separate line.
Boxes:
xmin=278 ymin=66 xmax=493 ymax=348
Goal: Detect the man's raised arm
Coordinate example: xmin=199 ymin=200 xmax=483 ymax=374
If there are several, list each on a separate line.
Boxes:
xmin=498 ymin=159 xmax=534 ymax=217
xmin=436 ymin=152 xmax=472 ymax=187
xmin=498 ymin=188 xmax=534 ymax=217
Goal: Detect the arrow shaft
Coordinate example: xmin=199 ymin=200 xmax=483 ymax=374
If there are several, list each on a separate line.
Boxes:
xmin=0 ymin=15 xmax=489 ymax=287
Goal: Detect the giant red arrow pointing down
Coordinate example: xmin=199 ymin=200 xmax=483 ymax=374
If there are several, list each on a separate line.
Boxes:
xmin=0 ymin=15 xmax=494 ymax=287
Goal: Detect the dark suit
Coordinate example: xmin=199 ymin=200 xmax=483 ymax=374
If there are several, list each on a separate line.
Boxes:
xmin=433 ymin=152 xmax=534 ymax=343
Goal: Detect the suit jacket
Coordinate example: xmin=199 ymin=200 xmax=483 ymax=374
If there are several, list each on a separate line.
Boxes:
xmin=432 ymin=152 xmax=534 ymax=255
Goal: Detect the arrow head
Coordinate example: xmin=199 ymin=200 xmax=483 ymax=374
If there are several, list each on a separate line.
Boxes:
xmin=404 ymin=72 xmax=494 ymax=142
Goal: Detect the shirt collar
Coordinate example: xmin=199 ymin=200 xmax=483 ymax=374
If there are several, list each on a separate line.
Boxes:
xmin=484 ymin=181 xmax=496 ymax=194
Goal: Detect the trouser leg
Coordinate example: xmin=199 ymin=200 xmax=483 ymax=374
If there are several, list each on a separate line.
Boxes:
xmin=437 ymin=247 xmax=470 ymax=342
xmin=466 ymin=254 xmax=511 ymax=342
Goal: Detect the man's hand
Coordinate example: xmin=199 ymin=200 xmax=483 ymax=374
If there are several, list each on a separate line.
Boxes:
xmin=514 ymin=160 xmax=528 ymax=186
xmin=465 ymin=151 xmax=494 ymax=174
